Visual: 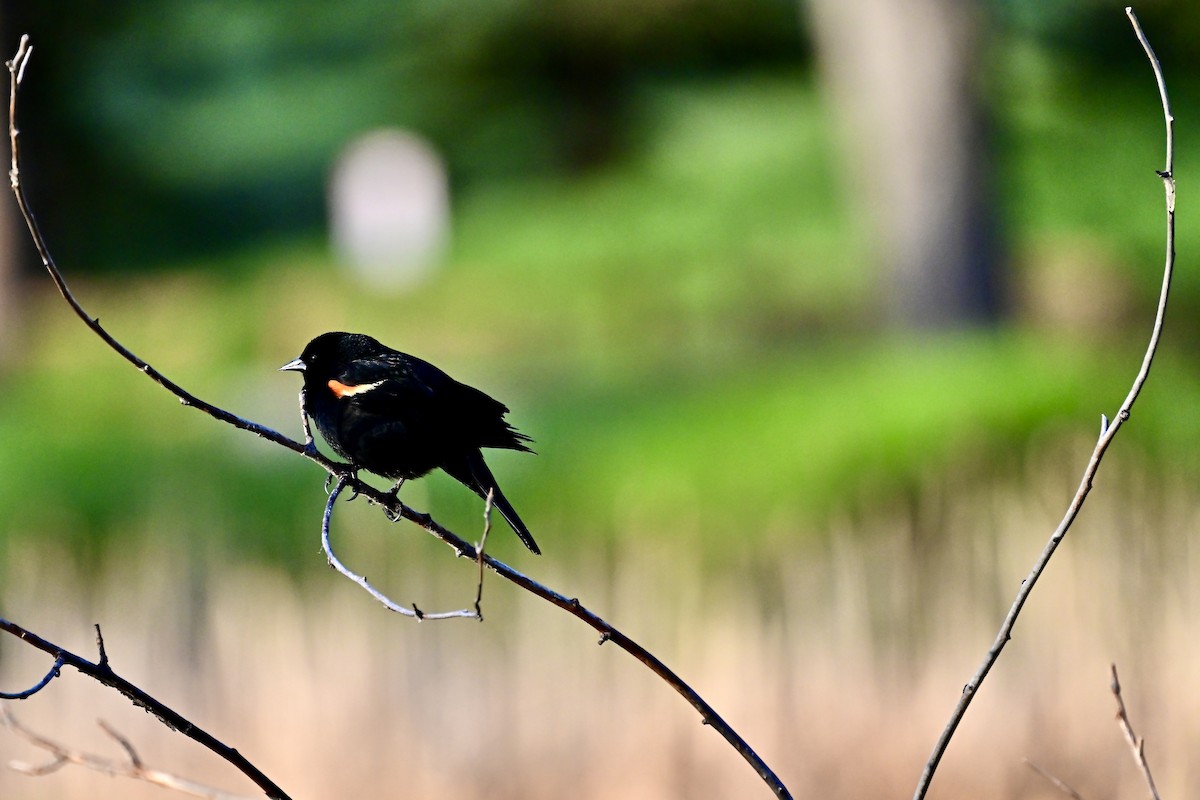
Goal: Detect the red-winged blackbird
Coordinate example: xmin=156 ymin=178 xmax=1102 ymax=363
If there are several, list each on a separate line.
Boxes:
xmin=280 ymin=332 xmax=540 ymax=554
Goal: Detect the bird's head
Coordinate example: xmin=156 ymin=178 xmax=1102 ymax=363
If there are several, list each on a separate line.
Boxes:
xmin=279 ymin=331 xmax=387 ymax=381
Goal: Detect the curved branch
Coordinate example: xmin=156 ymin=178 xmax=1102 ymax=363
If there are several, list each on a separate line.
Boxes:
xmin=0 ymin=619 xmax=290 ymax=800
xmin=913 ymin=10 xmax=1176 ymax=798
xmin=0 ymin=654 xmax=64 ymax=699
xmin=321 ymin=476 xmax=479 ymax=620
xmin=5 ymin=36 xmax=791 ymax=799
xmin=365 ymin=484 xmax=792 ymax=797
xmin=6 ymin=37 xmax=346 ymax=474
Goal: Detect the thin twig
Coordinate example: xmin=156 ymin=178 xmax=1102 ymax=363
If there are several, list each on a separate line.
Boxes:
xmin=321 ymin=476 xmax=479 ymax=620
xmin=1111 ymin=664 xmax=1163 ymax=800
xmin=0 ymin=619 xmax=290 ymax=799
xmin=2 ymin=708 xmax=255 ymax=800
xmin=6 ymin=36 xmax=790 ymax=799
xmin=474 ymin=489 xmax=494 ymax=619
xmin=0 ymin=655 xmax=64 ymax=699
xmin=94 ymin=624 xmax=111 ymax=669
xmin=1024 ymin=758 xmax=1087 ymax=800
xmin=913 ymin=11 xmax=1175 ymax=799
xmin=5 ymin=37 xmax=351 ymax=479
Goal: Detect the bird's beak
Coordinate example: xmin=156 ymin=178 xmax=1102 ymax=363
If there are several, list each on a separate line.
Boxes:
xmin=279 ymin=357 xmax=306 ymax=373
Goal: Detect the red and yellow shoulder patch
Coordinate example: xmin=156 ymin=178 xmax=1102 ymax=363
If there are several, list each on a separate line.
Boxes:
xmin=327 ymin=379 xmax=385 ymax=399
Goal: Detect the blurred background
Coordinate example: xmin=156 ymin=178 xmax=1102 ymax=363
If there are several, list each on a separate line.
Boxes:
xmin=1 ymin=1 xmax=1199 ymax=797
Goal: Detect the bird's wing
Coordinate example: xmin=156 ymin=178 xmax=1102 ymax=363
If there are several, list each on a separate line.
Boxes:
xmin=341 ymin=351 xmax=532 ymax=452
xmin=335 ymin=352 xmax=441 ymax=403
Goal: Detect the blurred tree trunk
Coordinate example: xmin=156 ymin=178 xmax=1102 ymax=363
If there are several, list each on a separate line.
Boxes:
xmin=805 ymin=0 xmax=1004 ymax=327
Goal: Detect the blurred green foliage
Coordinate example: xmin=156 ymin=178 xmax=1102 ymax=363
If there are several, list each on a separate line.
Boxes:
xmin=0 ymin=5 xmax=1197 ymax=576
xmin=5 ymin=0 xmax=803 ymax=268
xmin=9 ymin=1 xmax=1196 ymax=270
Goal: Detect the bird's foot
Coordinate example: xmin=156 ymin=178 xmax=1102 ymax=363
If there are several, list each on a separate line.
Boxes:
xmin=324 ymin=467 xmax=360 ymax=499
xmin=382 ymin=479 xmax=406 ymax=521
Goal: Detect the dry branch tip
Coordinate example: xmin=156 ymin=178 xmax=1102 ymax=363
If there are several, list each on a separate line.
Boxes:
xmin=912 ymin=11 xmax=1177 ymax=799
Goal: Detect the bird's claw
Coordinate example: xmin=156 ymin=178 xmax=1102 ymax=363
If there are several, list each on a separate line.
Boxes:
xmin=381 ymin=479 xmax=406 ymax=520
xmin=324 ymin=468 xmax=360 ymax=499
xmin=384 ymin=492 xmax=405 ymax=521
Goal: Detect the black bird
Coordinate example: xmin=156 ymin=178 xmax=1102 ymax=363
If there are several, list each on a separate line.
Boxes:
xmin=280 ymin=332 xmax=540 ymax=554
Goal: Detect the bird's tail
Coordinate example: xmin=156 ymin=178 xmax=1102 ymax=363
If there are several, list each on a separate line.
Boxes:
xmin=446 ymin=451 xmax=541 ymax=555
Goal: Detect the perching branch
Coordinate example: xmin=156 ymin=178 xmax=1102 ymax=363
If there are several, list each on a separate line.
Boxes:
xmin=5 ymin=40 xmax=320 ymax=469
xmin=5 ymin=36 xmax=790 ymax=799
xmin=1110 ymin=664 xmax=1163 ymax=800
xmin=2 ymin=708 xmax=256 ymax=800
xmin=0 ymin=619 xmax=290 ymax=800
xmin=913 ymin=9 xmax=1176 ymax=799
xmin=377 ymin=487 xmax=793 ymax=798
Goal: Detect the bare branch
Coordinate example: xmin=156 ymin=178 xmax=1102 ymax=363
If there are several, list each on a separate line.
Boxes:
xmin=0 ymin=655 xmax=64 ymax=699
xmin=913 ymin=11 xmax=1176 ymax=798
xmin=322 ymin=476 xmax=479 ymax=620
xmin=2 ymin=708 xmax=256 ymax=800
xmin=1023 ymin=758 xmax=1087 ymax=800
xmin=474 ymin=489 xmax=495 ymax=619
xmin=0 ymin=619 xmax=291 ymax=800
xmin=324 ymin=485 xmax=792 ymax=796
xmin=1110 ymin=664 xmax=1163 ymax=800
xmin=6 ymin=37 xmax=351 ymax=478
xmin=5 ymin=36 xmax=790 ymax=799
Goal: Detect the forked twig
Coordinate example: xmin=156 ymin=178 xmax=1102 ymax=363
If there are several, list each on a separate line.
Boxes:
xmin=5 ymin=35 xmax=790 ymax=799
xmin=913 ymin=10 xmax=1176 ymax=798
xmin=2 ymin=708 xmax=255 ymax=800
xmin=322 ymin=476 xmax=479 ymax=620
xmin=0 ymin=619 xmax=290 ymax=799
xmin=1110 ymin=664 xmax=1163 ymax=800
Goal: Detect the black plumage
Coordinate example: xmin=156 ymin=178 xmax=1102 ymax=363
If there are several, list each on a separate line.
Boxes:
xmin=281 ymin=332 xmax=539 ymax=554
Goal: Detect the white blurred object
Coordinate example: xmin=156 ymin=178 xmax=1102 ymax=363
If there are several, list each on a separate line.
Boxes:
xmin=329 ymin=129 xmax=450 ymax=291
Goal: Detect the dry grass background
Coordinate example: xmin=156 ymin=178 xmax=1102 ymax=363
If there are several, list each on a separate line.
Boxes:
xmin=1 ymin=434 xmax=1198 ymax=799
